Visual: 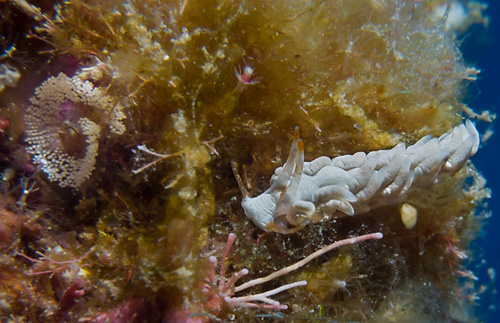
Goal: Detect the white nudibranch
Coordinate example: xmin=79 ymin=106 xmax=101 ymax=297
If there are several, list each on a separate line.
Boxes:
xmin=241 ymin=121 xmax=480 ymax=234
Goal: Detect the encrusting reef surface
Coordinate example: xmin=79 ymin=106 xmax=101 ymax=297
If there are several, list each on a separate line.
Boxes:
xmin=0 ymin=0 xmax=495 ymax=322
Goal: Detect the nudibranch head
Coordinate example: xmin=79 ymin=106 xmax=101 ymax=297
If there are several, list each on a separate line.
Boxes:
xmin=241 ymin=195 xmax=275 ymax=232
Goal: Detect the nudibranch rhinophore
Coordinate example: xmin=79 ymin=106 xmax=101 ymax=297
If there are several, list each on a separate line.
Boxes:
xmin=241 ymin=121 xmax=480 ymax=234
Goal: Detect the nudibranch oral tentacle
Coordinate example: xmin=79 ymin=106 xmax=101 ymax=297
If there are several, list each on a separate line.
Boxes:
xmin=241 ymin=121 xmax=480 ymax=234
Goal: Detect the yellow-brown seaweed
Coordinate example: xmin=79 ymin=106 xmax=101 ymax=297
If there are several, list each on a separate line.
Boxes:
xmin=0 ymin=0 xmax=492 ymax=321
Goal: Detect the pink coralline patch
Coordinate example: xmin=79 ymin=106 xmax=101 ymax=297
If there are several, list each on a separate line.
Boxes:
xmin=0 ymin=116 xmax=9 ymax=134
xmin=0 ymin=198 xmax=20 ymax=248
xmin=91 ymin=298 xmax=151 ymax=323
xmin=162 ymin=309 xmax=206 ymax=323
xmin=55 ymin=279 xmax=87 ymax=320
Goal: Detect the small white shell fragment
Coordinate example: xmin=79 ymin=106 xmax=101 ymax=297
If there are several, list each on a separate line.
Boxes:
xmin=240 ymin=121 xmax=480 ymax=234
xmin=400 ymin=202 xmax=418 ymax=229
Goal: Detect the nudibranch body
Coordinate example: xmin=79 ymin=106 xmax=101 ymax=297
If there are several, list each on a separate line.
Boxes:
xmin=241 ymin=121 xmax=480 ymax=234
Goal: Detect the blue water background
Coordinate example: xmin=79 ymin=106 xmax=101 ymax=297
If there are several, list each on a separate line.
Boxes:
xmin=462 ymin=1 xmax=500 ymax=321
